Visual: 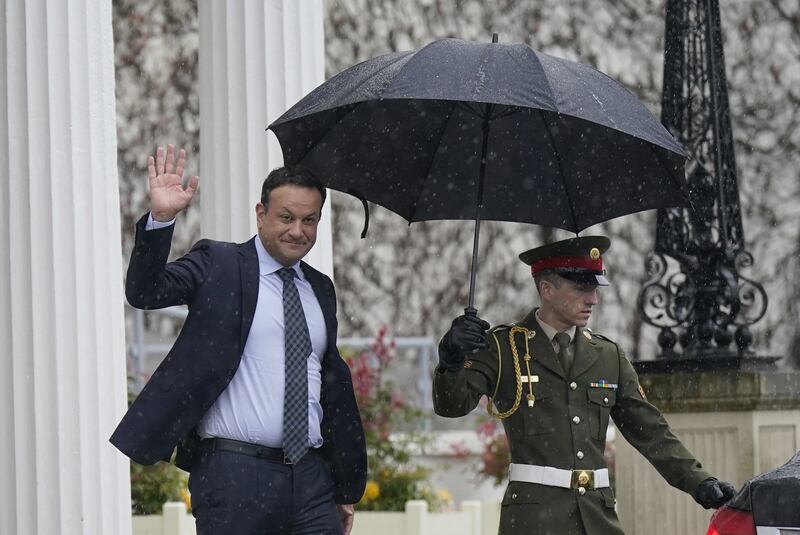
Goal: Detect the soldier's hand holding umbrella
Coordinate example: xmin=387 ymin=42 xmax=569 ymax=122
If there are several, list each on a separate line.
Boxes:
xmin=438 ymin=315 xmax=491 ymax=370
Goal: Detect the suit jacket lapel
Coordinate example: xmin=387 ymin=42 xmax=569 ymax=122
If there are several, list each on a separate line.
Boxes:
xmin=518 ymin=310 xmax=565 ymax=379
xmin=571 ymin=327 xmax=600 ymax=378
xmin=300 ymin=262 xmax=336 ymax=347
xmin=238 ymin=238 xmax=259 ymax=349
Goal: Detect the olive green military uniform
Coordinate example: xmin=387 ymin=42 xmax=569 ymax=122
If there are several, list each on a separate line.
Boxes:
xmin=433 ymin=309 xmax=712 ymax=535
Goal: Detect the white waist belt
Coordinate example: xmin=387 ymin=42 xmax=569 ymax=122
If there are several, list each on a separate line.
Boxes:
xmin=509 ymin=463 xmax=610 ymax=489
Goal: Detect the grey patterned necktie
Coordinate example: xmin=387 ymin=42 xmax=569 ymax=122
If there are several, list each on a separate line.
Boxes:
xmin=278 ymin=267 xmax=310 ymax=463
xmin=555 ymin=332 xmax=572 ymax=376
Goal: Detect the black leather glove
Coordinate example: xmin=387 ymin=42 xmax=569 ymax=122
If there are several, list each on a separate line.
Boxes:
xmin=692 ymin=477 xmax=736 ymax=509
xmin=438 ymin=314 xmax=490 ymax=370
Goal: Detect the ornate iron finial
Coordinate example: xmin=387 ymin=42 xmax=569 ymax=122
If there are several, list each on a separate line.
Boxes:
xmin=637 ymin=0 xmax=770 ymax=368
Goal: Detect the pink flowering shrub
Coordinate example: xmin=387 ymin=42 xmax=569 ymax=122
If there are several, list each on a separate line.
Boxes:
xmin=475 ymin=418 xmax=511 ymax=486
xmin=344 ymin=327 xmax=447 ymax=511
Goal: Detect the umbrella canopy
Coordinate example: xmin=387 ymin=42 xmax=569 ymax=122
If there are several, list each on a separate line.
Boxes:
xmin=268 ymin=36 xmax=689 ymax=310
xmin=269 ymin=37 xmax=688 ymax=231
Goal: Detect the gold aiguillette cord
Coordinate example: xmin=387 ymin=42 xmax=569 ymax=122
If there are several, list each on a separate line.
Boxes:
xmin=488 ymin=326 xmax=535 ymax=419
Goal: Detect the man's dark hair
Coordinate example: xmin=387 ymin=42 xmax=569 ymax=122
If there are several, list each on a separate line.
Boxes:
xmin=260 ymin=166 xmax=327 ymax=209
xmin=534 ymin=271 xmax=563 ymax=296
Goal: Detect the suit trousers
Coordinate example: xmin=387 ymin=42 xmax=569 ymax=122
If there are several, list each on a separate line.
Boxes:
xmin=189 ymin=444 xmax=342 ymax=535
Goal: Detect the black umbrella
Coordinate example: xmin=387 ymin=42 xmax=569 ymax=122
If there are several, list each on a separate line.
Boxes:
xmin=269 ymin=35 xmax=689 ymax=312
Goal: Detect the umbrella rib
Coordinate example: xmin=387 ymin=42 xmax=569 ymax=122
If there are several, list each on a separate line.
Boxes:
xmin=490 ymin=105 xmax=519 ymax=122
xmin=539 ymin=109 xmax=581 ymax=233
xmin=284 ymin=104 xmax=358 ymax=165
xmin=335 ymin=52 xmax=415 ymax=108
xmin=407 ymin=99 xmax=462 ymax=222
xmin=648 ymin=142 xmax=694 ymax=211
xmin=284 ymin=54 xmax=416 ymax=165
xmin=521 ymin=47 xmax=559 ymax=113
xmin=459 ymin=101 xmax=481 ymax=116
xmin=281 ymin=51 xmax=414 ymax=124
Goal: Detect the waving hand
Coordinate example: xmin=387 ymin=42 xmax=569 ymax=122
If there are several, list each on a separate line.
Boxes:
xmin=148 ymin=144 xmax=199 ymax=222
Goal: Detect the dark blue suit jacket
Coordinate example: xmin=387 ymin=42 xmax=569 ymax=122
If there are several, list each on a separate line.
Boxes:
xmin=111 ymin=214 xmax=367 ymax=504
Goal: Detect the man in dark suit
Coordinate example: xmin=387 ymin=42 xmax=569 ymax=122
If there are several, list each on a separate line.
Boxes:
xmin=111 ymin=144 xmax=367 ymax=534
xmin=432 ymin=236 xmax=735 ymax=535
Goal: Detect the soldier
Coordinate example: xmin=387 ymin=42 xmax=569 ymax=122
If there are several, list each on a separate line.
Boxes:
xmin=432 ymin=236 xmax=735 ymax=535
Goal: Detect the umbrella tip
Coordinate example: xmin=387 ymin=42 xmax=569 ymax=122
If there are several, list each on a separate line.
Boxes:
xmin=492 ymin=33 xmax=499 ymax=43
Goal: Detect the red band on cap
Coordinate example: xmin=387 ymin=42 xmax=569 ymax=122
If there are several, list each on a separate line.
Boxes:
xmin=531 ymin=255 xmax=603 ymax=275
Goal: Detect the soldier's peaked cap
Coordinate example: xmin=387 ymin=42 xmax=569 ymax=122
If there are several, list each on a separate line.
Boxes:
xmin=519 ymin=236 xmax=611 ymax=286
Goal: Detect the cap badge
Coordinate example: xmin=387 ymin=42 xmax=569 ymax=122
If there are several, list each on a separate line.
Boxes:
xmin=589 ymin=247 xmax=600 ymax=260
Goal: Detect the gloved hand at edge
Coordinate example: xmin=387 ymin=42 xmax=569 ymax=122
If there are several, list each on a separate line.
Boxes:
xmin=692 ymin=477 xmax=736 ymax=509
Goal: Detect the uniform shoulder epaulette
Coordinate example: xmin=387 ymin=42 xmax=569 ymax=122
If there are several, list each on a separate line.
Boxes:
xmin=489 ymin=324 xmax=511 ymax=334
xmin=589 ymin=331 xmax=617 ymax=345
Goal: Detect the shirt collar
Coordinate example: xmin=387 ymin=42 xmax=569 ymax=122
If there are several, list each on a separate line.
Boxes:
xmin=254 ymin=236 xmax=305 ymax=280
xmin=535 ymin=309 xmax=577 ymax=344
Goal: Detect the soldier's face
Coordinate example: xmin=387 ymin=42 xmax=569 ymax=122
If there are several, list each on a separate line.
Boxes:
xmin=539 ymin=278 xmax=599 ymax=331
xmin=256 ymin=185 xmax=322 ymax=267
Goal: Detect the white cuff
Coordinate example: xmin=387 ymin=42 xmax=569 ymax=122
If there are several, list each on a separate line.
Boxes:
xmin=146 ymin=212 xmax=176 ymax=231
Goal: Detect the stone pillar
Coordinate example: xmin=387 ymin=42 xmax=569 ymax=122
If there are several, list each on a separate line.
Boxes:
xmin=198 ymin=0 xmax=333 ymax=276
xmin=615 ymin=370 xmax=800 ymax=535
xmin=0 ymin=1 xmax=131 ymax=534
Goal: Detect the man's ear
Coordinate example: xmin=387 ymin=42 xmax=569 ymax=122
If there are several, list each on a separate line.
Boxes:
xmin=255 ymin=203 xmax=266 ymax=227
xmin=539 ymin=280 xmax=553 ymax=301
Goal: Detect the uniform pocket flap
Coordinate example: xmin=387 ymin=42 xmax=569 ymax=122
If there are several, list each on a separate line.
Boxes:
xmin=587 ymin=388 xmax=616 ymax=406
xmin=501 ymin=482 xmax=541 ymax=505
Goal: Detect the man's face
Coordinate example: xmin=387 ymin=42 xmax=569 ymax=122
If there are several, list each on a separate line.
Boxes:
xmin=256 ymin=184 xmax=322 ymax=267
xmin=538 ymin=277 xmax=599 ymax=331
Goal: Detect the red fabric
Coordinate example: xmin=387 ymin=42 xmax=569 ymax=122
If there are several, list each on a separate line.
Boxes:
xmin=706 ymin=508 xmax=756 ymax=535
xmin=531 ymin=255 xmax=603 ymax=275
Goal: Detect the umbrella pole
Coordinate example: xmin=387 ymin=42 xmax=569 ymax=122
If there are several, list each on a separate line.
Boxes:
xmin=466 ymin=217 xmax=482 ymax=316
xmin=466 ymin=107 xmax=492 ymax=316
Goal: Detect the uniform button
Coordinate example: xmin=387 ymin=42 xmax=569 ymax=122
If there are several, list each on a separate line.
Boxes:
xmin=572 ymin=416 xmax=580 ymax=424
xmin=604 ymin=397 xmax=609 ymax=404
xmin=511 ymin=493 xmax=517 ymax=499
xmin=578 ymin=487 xmax=586 ymax=495
xmin=570 ymin=382 xmax=578 ymax=390
xmin=577 ymin=451 xmax=584 ymax=459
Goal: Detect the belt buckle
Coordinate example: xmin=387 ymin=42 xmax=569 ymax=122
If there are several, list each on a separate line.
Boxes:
xmin=283 ymin=454 xmax=293 ymax=465
xmin=571 ymin=469 xmax=594 ymax=490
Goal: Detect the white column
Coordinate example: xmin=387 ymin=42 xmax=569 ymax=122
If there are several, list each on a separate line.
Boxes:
xmin=199 ymin=0 xmax=333 ymax=277
xmin=0 ymin=1 xmax=131 ymax=535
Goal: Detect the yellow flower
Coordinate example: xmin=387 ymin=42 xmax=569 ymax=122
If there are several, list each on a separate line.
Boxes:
xmin=436 ymin=488 xmax=452 ymax=503
xmin=180 ymin=487 xmax=191 ymax=510
xmin=363 ymin=480 xmax=380 ymax=501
